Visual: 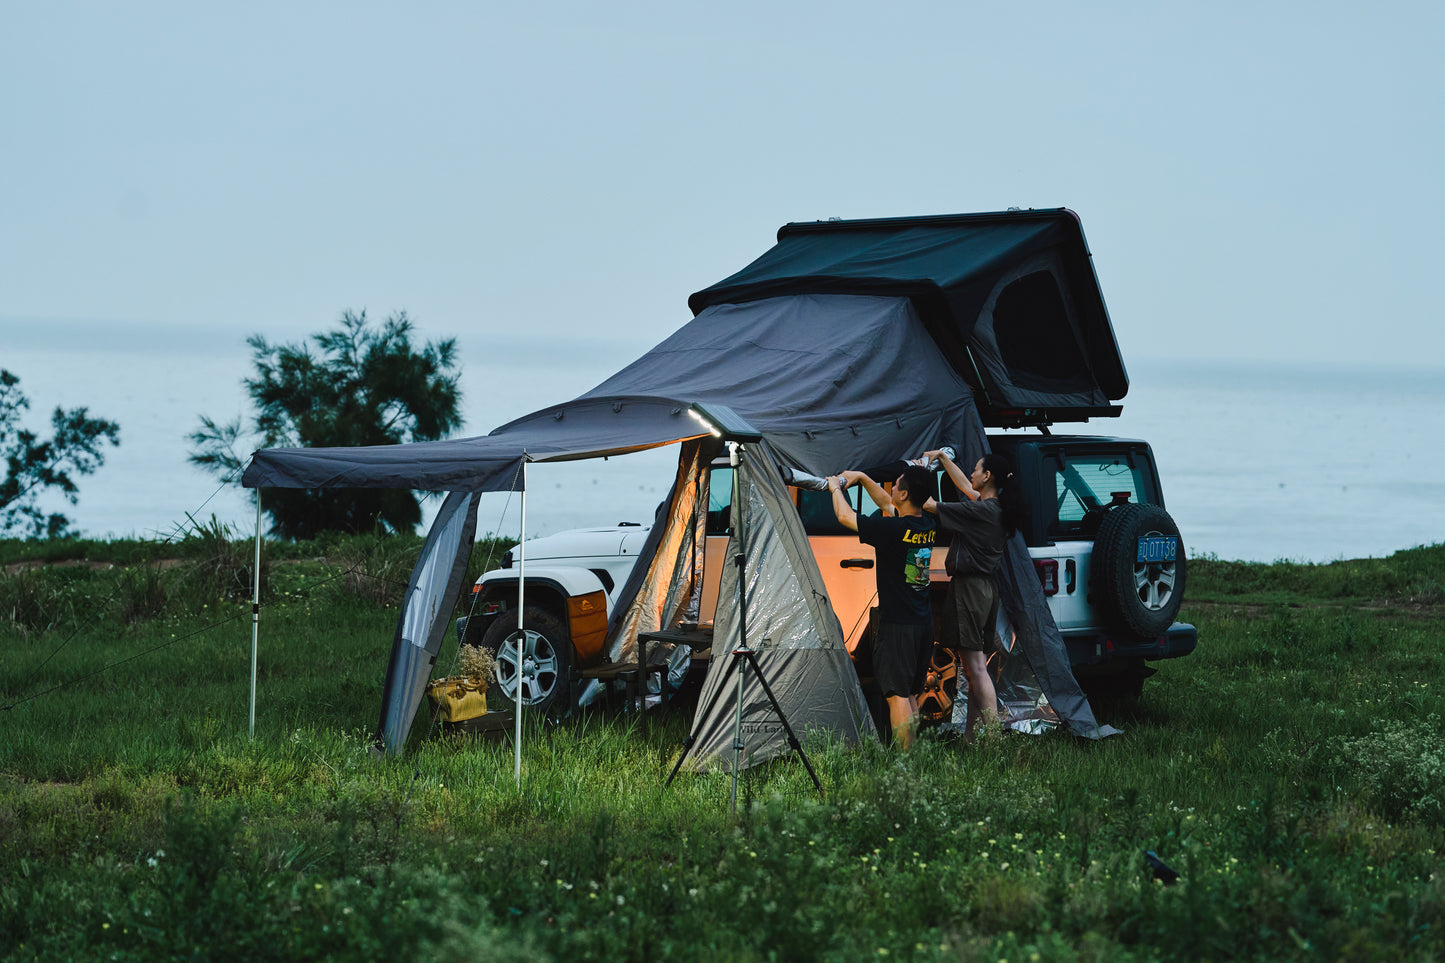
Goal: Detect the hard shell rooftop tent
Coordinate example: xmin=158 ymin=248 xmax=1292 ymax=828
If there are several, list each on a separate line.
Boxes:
xmin=242 ymin=208 xmax=1123 ymax=766
xmin=690 ymin=208 xmax=1128 ymax=428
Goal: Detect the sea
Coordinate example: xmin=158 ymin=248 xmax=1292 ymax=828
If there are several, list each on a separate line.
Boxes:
xmin=5 ymin=329 xmax=1444 ymax=564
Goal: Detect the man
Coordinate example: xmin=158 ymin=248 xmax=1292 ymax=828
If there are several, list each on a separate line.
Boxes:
xmin=826 ymin=464 xmax=936 ymax=748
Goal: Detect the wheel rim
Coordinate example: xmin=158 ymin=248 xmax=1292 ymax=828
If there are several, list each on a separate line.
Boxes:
xmin=494 ymin=629 xmax=561 ymax=705
xmin=917 ymin=647 xmax=958 ymax=723
xmin=1132 ymin=557 xmax=1177 ymax=611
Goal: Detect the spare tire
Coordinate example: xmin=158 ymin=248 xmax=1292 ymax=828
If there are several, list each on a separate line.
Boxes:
xmin=1090 ymin=503 xmax=1186 ymax=641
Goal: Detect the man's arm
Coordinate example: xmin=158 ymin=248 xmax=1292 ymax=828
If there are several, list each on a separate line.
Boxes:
xmin=840 ymin=469 xmax=895 ymax=517
xmin=924 ymin=449 xmax=979 ymax=501
xmin=827 ymin=475 xmax=859 ymax=532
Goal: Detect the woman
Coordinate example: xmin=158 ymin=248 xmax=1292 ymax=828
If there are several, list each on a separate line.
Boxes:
xmin=921 ymin=449 xmax=1025 ymax=741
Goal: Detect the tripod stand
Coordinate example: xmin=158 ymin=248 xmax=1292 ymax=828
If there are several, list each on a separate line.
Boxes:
xmin=664 ymin=441 xmax=823 ymax=811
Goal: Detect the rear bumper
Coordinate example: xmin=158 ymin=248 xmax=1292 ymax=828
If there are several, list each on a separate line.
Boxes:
xmin=1062 ymin=622 xmax=1197 ymax=668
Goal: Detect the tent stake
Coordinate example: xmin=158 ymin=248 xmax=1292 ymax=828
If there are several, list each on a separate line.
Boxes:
xmin=249 ymin=492 xmax=261 ymax=740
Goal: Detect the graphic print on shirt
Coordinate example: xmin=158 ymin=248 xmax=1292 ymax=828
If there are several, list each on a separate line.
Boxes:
xmin=903 ymin=536 xmax=933 ymax=593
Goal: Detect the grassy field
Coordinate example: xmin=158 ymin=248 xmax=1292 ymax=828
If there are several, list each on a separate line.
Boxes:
xmin=2 ymin=534 xmax=1443 ymax=961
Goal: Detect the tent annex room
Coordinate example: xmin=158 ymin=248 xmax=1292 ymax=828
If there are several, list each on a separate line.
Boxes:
xmin=243 ymin=209 xmax=1126 ymax=769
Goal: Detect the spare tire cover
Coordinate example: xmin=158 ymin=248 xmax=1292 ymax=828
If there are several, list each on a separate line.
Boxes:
xmin=1090 ymin=503 xmax=1186 ymax=642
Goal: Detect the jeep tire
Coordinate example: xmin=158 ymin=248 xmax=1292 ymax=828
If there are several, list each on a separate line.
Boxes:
xmin=481 ymin=607 xmax=573 ymax=713
xmin=1091 ymin=503 xmax=1186 ymax=641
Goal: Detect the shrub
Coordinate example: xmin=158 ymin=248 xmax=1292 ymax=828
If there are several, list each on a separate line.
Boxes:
xmin=1334 ymin=715 xmax=1445 ymax=823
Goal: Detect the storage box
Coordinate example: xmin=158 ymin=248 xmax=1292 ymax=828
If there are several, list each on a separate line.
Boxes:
xmin=425 ymin=677 xmax=489 ymax=722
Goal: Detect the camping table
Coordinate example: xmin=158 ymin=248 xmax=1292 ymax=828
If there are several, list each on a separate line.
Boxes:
xmin=634 ymin=624 xmax=715 ymax=708
xmin=577 ymin=625 xmax=714 ymax=713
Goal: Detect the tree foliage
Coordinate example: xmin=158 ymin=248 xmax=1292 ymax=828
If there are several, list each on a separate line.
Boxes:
xmin=0 ymin=369 xmax=121 ymax=538
xmin=190 ymin=310 xmax=463 ymax=540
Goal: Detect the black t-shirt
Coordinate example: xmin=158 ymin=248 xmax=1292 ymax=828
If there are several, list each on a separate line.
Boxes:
xmin=937 ymin=497 xmax=1006 ymax=577
xmin=857 ymin=512 xmax=936 ymax=625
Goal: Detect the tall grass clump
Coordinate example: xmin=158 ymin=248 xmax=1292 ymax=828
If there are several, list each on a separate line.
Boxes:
xmin=0 ymin=565 xmax=78 ymax=634
xmin=169 ymin=514 xmax=263 ymax=605
xmin=318 ymin=531 xmax=422 ymax=606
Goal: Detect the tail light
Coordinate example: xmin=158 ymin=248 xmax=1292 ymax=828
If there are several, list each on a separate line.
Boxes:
xmin=1033 ymin=558 xmax=1059 ymax=596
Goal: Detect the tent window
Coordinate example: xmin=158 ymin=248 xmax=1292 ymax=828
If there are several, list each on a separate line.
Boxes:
xmin=707 ymin=466 xmax=733 ymax=535
xmin=993 ymin=271 xmax=1088 ymax=382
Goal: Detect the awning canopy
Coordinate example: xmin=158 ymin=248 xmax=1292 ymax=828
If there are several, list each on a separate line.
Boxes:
xmin=243 ymin=294 xmax=977 ymax=491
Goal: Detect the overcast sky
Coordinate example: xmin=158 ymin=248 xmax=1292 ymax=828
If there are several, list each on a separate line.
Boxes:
xmin=2 ymin=2 xmax=1443 ymax=543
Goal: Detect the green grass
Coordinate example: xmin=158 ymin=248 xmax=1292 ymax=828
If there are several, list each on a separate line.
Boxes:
xmin=2 ymin=539 xmax=1444 ymax=960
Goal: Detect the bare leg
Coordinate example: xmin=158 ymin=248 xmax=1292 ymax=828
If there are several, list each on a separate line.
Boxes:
xmin=886 ymin=694 xmax=916 ymax=749
xmin=960 ymin=650 xmax=998 ymax=740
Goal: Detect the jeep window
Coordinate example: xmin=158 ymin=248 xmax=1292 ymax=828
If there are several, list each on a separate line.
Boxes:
xmin=797 ymin=486 xmax=883 ymax=536
xmin=1047 ymin=453 xmax=1151 ymax=539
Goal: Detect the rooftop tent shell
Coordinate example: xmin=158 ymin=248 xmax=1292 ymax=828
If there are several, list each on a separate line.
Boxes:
xmin=689 ymin=208 xmax=1129 ymax=427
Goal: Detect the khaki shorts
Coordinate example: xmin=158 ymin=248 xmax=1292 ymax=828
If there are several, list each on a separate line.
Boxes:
xmin=945 ymin=574 xmax=998 ymax=653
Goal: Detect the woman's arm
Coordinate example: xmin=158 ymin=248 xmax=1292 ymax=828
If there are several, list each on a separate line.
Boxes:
xmin=924 ymin=449 xmax=979 ymax=501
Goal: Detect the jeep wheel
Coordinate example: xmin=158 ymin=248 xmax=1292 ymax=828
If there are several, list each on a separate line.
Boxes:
xmin=1091 ymin=503 xmax=1186 ymax=641
xmin=481 ymin=608 xmax=573 ymax=713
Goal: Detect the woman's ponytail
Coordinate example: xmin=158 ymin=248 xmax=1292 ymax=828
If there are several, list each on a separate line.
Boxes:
xmin=979 ymin=452 xmax=1027 ymax=536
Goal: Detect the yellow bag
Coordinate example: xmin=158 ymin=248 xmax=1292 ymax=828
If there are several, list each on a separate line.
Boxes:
xmin=425 ymin=677 xmax=489 ymax=722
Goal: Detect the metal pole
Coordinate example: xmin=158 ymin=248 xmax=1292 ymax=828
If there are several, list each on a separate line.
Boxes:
xmin=729 ymin=442 xmax=748 ymax=813
xmin=515 ymin=460 xmax=526 ymax=787
xmin=249 ymin=493 xmax=262 ymax=740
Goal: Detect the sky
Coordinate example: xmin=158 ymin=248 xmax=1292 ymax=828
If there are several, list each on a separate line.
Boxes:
xmin=2 ymin=1 xmax=1443 ymax=547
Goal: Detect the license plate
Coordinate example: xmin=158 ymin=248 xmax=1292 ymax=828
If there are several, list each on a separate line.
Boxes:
xmin=1137 ymin=536 xmax=1178 ymax=563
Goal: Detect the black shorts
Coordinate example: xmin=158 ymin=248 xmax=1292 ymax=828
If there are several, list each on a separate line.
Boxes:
xmin=945 ymin=575 xmax=998 ymax=653
xmin=873 ymin=621 xmax=933 ymax=698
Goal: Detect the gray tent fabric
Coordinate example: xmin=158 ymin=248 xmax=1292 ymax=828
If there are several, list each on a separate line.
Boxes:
xmin=243 ymin=398 xmax=717 ymax=492
xmin=564 ymin=294 xmax=976 ymax=478
xmin=374 ymin=489 xmax=482 ymax=752
xmin=684 ymin=442 xmax=874 ymax=773
xmin=243 ymin=296 xmax=975 ymax=490
xmin=245 ymin=437 xmax=528 ymax=492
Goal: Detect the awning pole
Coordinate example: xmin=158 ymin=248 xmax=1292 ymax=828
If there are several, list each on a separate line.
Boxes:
xmin=249 ymin=492 xmax=262 ymax=740
xmin=515 ymin=460 xmax=526 ymax=787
